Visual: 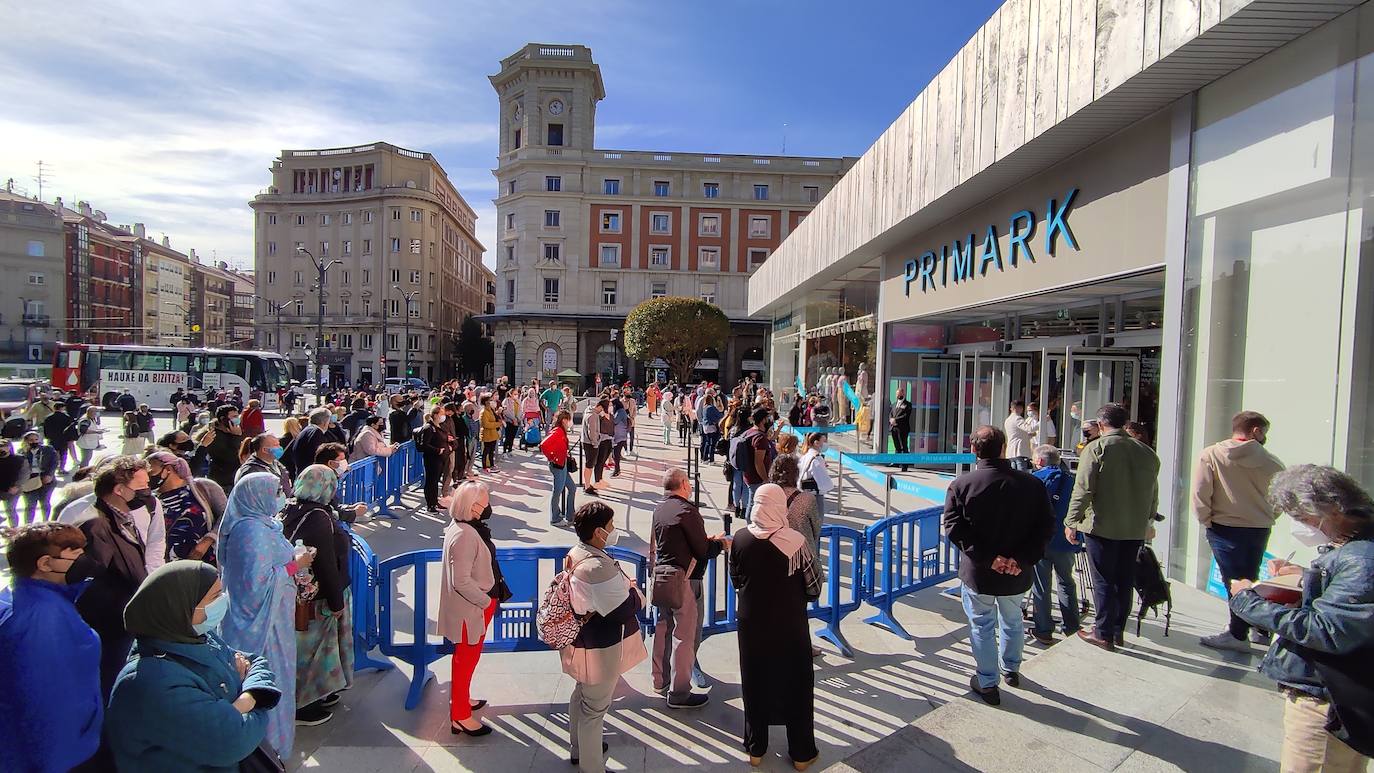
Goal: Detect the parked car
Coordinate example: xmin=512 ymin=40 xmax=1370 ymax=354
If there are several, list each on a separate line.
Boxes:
xmin=384 ymin=377 xmax=429 ymax=394
xmin=0 ymin=380 xmax=38 ymax=419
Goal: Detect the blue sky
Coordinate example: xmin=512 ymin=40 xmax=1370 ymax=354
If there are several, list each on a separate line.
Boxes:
xmin=1 ymin=0 xmax=1002 ymax=270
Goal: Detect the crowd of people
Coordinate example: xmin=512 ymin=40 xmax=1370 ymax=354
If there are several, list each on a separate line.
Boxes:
xmin=1 ymin=366 xmax=1371 ymax=772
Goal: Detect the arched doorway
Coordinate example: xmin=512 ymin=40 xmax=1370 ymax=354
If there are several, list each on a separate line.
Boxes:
xmin=503 ymin=341 xmax=516 ymax=381
xmin=538 ymin=343 xmax=561 ymax=380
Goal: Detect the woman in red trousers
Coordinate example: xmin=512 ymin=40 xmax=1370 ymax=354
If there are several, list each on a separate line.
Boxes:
xmin=437 ymin=480 xmax=509 ymax=735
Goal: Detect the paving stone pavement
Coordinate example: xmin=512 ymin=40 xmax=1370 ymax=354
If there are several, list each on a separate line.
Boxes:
xmin=282 ymin=414 xmax=1283 ymax=772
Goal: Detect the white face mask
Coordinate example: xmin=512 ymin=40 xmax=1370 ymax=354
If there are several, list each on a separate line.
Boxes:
xmin=598 ymin=526 xmax=620 ymax=548
xmin=1290 ymin=519 xmax=1329 ymax=547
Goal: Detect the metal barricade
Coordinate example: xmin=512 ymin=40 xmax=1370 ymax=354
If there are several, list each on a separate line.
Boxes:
xmin=862 ymin=506 xmax=958 ymax=640
xmin=345 ymin=528 xmax=394 ymax=674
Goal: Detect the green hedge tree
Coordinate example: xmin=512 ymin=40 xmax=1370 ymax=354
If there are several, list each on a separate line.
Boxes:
xmin=622 ymin=296 xmax=730 ymax=385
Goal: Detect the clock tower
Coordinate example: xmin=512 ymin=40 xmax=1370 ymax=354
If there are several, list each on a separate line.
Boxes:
xmin=491 ymin=44 xmax=605 ymax=156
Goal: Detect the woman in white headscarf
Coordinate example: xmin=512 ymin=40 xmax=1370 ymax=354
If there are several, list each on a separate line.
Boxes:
xmin=728 ymin=483 xmax=819 ymax=770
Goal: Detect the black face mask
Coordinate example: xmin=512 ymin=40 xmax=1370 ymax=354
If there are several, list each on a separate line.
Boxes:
xmin=148 ymin=473 xmax=166 ymax=490
xmin=127 ymin=487 xmax=155 ymax=511
xmin=479 ymin=504 xmax=493 ymax=521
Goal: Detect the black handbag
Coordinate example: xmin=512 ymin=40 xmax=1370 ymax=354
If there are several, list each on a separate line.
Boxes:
xmin=240 ymin=741 xmax=286 ymax=773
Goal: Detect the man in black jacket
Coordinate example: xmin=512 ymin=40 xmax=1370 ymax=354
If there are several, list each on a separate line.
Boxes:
xmin=41 ymin=402 xmax=76 ymax=474
xmin=942 ymin=425 xmax=1053 ymax=706
xmin=389 ymin=397 xmax=414 ymax=445
xmin=650 ymin=468 xmax=725 ymax=709
xmin=284 ymin=408 xmax=331 ymax=478
xmin=889 ymin=387 xmax=912 ymax=471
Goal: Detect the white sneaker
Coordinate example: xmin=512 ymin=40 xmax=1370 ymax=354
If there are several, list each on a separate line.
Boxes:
xmin=1200 ymin=631 xmax=1252 ymax=652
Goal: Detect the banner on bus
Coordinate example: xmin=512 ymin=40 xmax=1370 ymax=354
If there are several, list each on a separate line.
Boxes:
xmin=103 ymin=369 xmax=188 ymax=386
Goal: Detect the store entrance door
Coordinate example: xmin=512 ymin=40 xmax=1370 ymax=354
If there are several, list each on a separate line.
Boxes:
xmin=1038 ymin=348 xmax=1143 ymax=455
xmin=955 ymin=353 xmax=1033 ymax=453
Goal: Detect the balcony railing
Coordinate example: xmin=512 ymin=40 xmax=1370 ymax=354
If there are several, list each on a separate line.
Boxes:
xmin=22 ymin=313 xmax=50 ymax=327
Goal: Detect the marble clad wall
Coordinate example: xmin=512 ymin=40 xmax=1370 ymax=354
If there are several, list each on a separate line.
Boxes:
xmin=747 ymin=0 xmax=1361 ymax=316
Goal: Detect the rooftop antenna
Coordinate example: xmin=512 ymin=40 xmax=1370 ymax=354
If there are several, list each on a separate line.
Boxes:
xmin=782 ymin=123 xmax=788 ymax=155
xmin=33 ymin=160 xmax=52 ymax=200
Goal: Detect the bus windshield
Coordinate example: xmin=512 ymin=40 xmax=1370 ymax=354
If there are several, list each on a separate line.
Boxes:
xmin=263 ymin=357 xmax=291 ymax=391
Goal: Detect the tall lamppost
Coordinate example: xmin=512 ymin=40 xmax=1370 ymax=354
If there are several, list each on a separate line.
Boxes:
xmin=297 ymin=247 xmax=340 ymax=396
xmin=393 ymin=286 xmax=419 ymax=383
xmin=165 ymin=301 xmax=193 ymax=346
xmin=252 ymin=295 xmax=289 ymax=352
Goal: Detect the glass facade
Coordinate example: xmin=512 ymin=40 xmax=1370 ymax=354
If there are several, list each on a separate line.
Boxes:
xmin=1175 ymin=7 xmax=1374 ymax=579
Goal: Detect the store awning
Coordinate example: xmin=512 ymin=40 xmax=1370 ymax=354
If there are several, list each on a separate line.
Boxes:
xmin=555 ymin=369 xmax=582 ymax=378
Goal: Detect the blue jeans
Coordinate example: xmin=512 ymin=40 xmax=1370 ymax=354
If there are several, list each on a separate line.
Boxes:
xmin=1206 ymin=524 xmax=1271 ymax=639
xmin=959 ymin=585 xmax=1025 ymax=688
xmin=1031 ymin=550 xmax=1081 ymax=636
xmin=549 ymin=463 xmax=576 ymax=524
xmin=700 ymin=431 xmax=719 ymax=462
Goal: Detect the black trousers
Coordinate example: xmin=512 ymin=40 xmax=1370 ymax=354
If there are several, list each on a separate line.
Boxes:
xmin=422 ymin=453 xmax=444 ymax=509
xmin=501 ymin=423 xmax=517 ymax=453
xmin=890 ymin=425 xmax=910 ymax=470
xmin=596 ymin=441 xmax=612 ymax=482
xmin=1084 ymin=535 xmax=1143 ymax=639
xmin=482 ymin=440 xmax=497 ymax=469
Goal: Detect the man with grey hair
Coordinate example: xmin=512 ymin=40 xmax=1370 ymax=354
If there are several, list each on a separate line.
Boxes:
xmin=1030 ymin=444 xmax=1082 ymax=645
xmin=650 ymin=467 xmax=725 ymax=708
xmin=284 ymin=407 xmax=332 ymax=477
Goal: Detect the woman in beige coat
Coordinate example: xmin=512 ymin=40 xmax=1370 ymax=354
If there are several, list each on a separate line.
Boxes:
xmin=437 ymin=480 xmax=506 ymax=736
xmin=561 ymin=501 xmax=646 ymax=772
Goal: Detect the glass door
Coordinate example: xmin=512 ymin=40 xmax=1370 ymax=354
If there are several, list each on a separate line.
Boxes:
xmin=1058 ymin=348 xmax=1141 ymax=450
xmin=955 ymin=353 xmax=1032 ymax=452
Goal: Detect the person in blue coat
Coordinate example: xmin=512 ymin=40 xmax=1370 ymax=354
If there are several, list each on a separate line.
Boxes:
xmin=1030 ymin=445 xmax=1084 ymax=645
xmin=0 ymin=522 xmax=103 ymax=773
xmin=106 ymin=560 xmax=283 ymax=773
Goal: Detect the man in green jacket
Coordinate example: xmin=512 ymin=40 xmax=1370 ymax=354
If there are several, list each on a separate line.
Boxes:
xmin=1065 ymin=403 xmax=1160 ymax=651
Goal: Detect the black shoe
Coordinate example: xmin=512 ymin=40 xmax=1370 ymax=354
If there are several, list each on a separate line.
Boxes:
xmin=969 ymin=676 xmax=1001 ymax=706
xmin=1031 ymin=631 xmax=1056 ymax=646
xmin=469 ymin=699 xmax=487 ymax=711
xmin=1003 ymin=672 xmax=1021 ymax=688
xmin=1114 ymin=633 xmax=1126 ymax=648
xmin=319 ymin=692 xmax=341 ymax=709
xmin=295 ymin=704 xmax=334 ymax=726
xmin=585 ymin=488 xmax=599 ymax=496
xmin=666 ymin=692 xmax=710 ymax=709
xmin=451 ymin=721 xmax=492 ymax=736
xmin=569 ymin=742 xmax=609 ymax=765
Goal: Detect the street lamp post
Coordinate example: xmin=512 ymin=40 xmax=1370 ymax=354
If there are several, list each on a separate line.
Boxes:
xmin=298 ymin=247 xmax=340 ymax=401
xmin=252 ymin=295 xmax=289 ymax=352
xmin=393 ymin=286 xmax=419 ymax=383
xmin=610 ymin=328 xmax=620 ymax=385
xmin=165 ymin=301 xmax=193 ymax=346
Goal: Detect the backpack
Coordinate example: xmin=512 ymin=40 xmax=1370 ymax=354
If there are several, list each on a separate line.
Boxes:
xmin=731 ymin=429 xmax=757 ymax=474
xmin=1133 ymin=544 xmax=1172 ymax=636
xmin=536 ymin=556 xmax=594 ymax=649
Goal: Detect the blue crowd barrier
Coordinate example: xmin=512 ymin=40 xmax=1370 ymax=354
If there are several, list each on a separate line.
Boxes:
xmin=810 ymin=524 xmax=864 ymax=657
xmin=862 ymin=506 xmax=958 ymax=640
xmin=345 ymin=528 xmax=394 ymax=674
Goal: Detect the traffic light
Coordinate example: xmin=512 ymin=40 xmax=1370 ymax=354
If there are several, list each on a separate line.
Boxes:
xmin=380 ymin=356 xmax=387 ymax=366
xmin=407 ymin=367 xmax=414 ymax=375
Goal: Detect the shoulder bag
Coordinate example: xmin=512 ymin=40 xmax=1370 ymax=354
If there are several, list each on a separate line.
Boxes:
xmin=286 ymin=512 xmax=322 ymax=631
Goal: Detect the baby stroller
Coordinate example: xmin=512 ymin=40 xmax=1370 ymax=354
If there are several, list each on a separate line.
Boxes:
xmin=520 ymin=417 xmax=542 ymax=451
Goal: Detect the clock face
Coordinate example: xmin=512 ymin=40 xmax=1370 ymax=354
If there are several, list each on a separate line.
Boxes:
xmin=548 ymin=99 xmax=564 ymax=116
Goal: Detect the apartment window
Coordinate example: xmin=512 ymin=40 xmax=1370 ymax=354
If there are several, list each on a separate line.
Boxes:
xmin=651 ymin=282 xmax=667 ymax=299
xmin=513 ymin=128 xmax=522 ymax=149
xmin=599 ymin=244 xmax=620 ymax=267
xmin=292 ymin=333 xmax=308 ymax=348
xmin=391 ymin=208 xmax=401 ymax=220
xmin=267 ymin=214 xmax=278 ymax=225
xmin=389 ymin=269 xmax=401 ymax=284
xmin=409 ymin=270 xmax=421 ymax=285
xmin=294 ymin=300 xmax=303 ymax=315
xmin=341 ymin=270 xmax=350 ymax=285
xmin=600 ymin=212 xmax=621 ymax=233
xmin=407 ymin=334 xmax=420 ymax=351
xmin=546 ymin=176 xmax=561 ymax=192
xmin=753 ymin=184 xmax=769 ymax=201
xmin=748 ymin=248 xmax=769 ymax=269
xmin=506 ymin=278 xmax=516 ymax=303
xmin=543 ymin=277 xmax=560 ymax=303
xmin=295 ymin=214 xmax=305 ymax=226
xmin=748 ymin=216 xmax=770 ymax=238
xmin=410 ymin=209 xmax=421 ymax=222
xmin=294 ymin=241 xmax=304 ymax=252
xmin=653 ymin=180 xmax=670 ymax=197
xmin=700 ymin=282 xmax=717 ymax=304
xmin=544 ymin=210 xmax=560 ymax=227
xmin=507 ymin=180 xmax=517 ymax=195
xmin=547 ymin=123 xmax=563 ymax=146
xmin=408 ymin=302 xmax=420 ymax=319
xmin=343 ymin=212 xmax=352 ymax=225
xmin=410 ymin=239 xmax=421 ymax=254
xmin=802 ymin=185 xmax=820 ymax=203
xmin=294 ymin=271 xmax=303 ymax=285
xmin=339 ymin=333 xmax=353 ymax=349
xmin=603 ymin=179 xmax=620 ymax=195
xmin=543 ymin=243 xmax=561 ymax=262
xmin=362 ymin=239 xmax=371 ymax=254
xmin=268 ymin=241 xmax=277 ymax=256
xmin=650 ymin=246 xmax=670 ymax=267
xmin=386 ymin=299 xmax=400 ymax=318
xmin=28 ymin=272 xmax=44 ymax=285
xmin=321 ymin=214 xmax=331 ymax=225
xmin=363 ymin=210 xmax=373 ymax=223
xmin=342 ymin=240 xmax=351 ymax=255
xmin=505 ymin=245 xmax=515 ymax=263
xmin=699 ymin=214 xmax=721 ymax=237
xmin=341 ymin=298 xmax=350 ymax=315
xmin=319 ymin=241 xmax=329 ymax=256
xmin=428 ymin=272 xmax=435 ymax=287
xmin=267 ymin=271 xmax=277 ymax=284
xmin=601 ymin=281 xmax=617 ymax=306
xmin=362 ymin=270 xmax=370 ymax=284
xmin=506 ymin=213 xmax=515 ymax=230
xmin=390 ymin=238 xmax=401 ymax=252
xmin=361 ymin=334 xmax=374 ymax=350
xmin=699 ymin=247 xmax=720 ymax=268
xmin=650 ymin=213 xmax=670 ymax=234
xmin=703 ymin=182 xmax=719 ymax=199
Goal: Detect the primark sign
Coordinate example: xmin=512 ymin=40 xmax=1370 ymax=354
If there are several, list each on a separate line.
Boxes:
xmin=903 ymin=188 xmax=1080 ymax=295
